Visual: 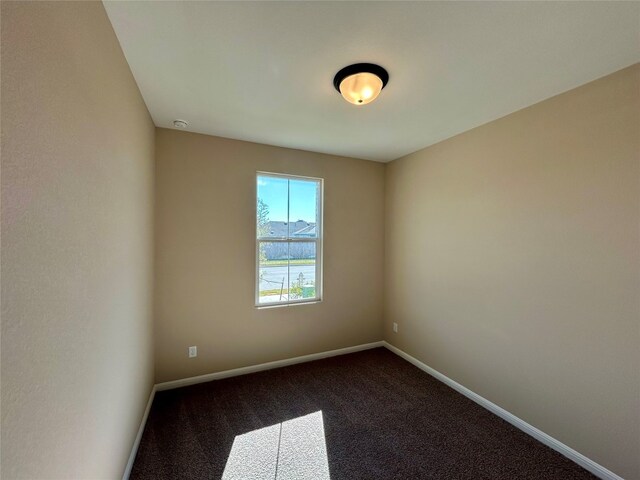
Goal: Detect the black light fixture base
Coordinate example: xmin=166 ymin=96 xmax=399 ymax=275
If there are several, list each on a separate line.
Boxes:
xmin=333 ymin=63 xmax=389 ymax=92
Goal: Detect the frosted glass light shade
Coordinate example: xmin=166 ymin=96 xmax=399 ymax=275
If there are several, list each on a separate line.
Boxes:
xmin=339 ymin=72 xmax=383 ymax=106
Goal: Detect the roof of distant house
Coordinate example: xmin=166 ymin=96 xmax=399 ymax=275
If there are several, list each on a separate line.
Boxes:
xmin=267 ymin=220 xmax=316 ymax=237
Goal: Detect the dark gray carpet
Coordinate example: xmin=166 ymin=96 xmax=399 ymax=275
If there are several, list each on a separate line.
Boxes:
xmin=131 ymin=347 xmax=596 ymax=479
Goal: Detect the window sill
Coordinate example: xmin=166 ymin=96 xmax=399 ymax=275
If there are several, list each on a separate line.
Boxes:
xmin=255 ymin=299 xmax=322 ymax=310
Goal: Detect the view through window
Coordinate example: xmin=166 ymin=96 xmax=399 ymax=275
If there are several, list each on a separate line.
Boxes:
xmin=256 ymin=173 xmax=323 ymax=306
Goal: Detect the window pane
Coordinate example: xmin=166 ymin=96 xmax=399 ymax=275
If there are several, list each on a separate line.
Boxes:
xmin=288 ymin=242 xmax=317 ymax=301
xmin=258 ymin=242 xmax=289 ymax=304
xmin=288 ymin=179 xmax=319 ymax=238
xmin=257 ymin=176 xmax=288 ymax=238
xmin=256 ymin=173 xmax=322 ymax=306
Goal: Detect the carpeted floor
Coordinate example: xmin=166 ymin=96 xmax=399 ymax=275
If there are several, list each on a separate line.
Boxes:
xmin=131 ymin=347 xmax=596 ymax=479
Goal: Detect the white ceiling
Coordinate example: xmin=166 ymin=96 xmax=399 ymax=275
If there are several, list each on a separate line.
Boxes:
xmin=103 ymin=1 xmax=639 ymax=162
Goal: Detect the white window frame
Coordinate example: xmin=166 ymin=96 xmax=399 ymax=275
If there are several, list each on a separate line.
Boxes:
xmin=255 ymin=172 xmax=323 ymax=308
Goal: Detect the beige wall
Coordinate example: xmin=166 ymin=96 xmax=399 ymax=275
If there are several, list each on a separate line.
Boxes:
xmin=154 ymin=128 xmax=384 ymax=383
xmin=384 ymin=64 xmax=640 ymax=479
xmin=1 ymin=2 xmax=155 ymax=478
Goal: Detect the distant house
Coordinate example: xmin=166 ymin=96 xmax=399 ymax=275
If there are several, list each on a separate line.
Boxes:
xmin=262 ymin=220 xmax=316 ymax=260
xmin=266 ymin=220 xmax=316 ymax=237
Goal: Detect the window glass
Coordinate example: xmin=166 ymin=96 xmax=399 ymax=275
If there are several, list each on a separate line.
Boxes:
xmin=256 ymin=173 xmax=322 ymax=306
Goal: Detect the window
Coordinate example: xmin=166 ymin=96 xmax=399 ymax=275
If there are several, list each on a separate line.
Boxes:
xmin=256 ymin=172 xmax=323 ymax=306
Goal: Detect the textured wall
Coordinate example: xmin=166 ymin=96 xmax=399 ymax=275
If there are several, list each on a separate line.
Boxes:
xmin=384 ymin=64 xmax=640 ymax=479
xmin=154 ymin=129 xmax=385 ymax=383
xmin=1 ymin=2 xmax=155 ymax=478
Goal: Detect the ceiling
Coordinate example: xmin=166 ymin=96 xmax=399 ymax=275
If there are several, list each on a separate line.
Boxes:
xmin=103 ymin=1 xmax=639 ymax=162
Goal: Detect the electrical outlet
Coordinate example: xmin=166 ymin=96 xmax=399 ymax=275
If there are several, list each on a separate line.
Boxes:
xmin=393 ymin=322 xmax=398 ymax=333
xmin=188 ymin=346 xmax=197 ymax=358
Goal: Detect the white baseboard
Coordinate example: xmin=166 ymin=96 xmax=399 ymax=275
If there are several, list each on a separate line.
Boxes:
xmin=122 ymin=385 xmax=156 ymax=480
xmin=155 ymin=341 xmax=385 ymax=391
xmin=382 ymin=341 xmax=623 ymax=480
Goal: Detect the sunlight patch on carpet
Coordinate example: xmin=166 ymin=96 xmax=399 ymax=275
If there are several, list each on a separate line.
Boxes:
xmin=222 ymin=411 xmax=331 ymax=480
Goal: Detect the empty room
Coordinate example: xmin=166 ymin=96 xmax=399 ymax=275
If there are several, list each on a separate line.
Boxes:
xmin=1 ymin=1 xmax=639 ymax=479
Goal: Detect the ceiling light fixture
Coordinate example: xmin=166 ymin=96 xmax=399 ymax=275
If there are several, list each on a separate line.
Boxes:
xmin=333 ymin=63 xmax=389 ymax=106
